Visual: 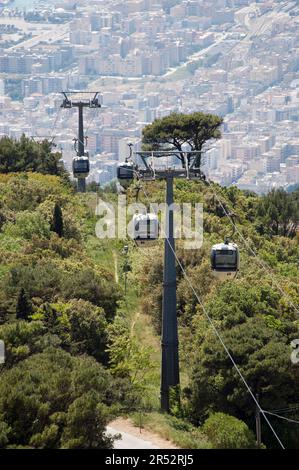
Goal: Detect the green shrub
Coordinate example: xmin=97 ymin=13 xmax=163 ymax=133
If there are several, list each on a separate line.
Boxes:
xmin=4 ymin=211 xmax=50 ymax=240
xmin=0 ymin=348 xmax=117 ymax=448
xmin=202 ymin=412 xmax=256 ymax=449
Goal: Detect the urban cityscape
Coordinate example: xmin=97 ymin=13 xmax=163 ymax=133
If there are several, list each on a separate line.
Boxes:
xmin=0 ymin=0 xmax=299 ymax=193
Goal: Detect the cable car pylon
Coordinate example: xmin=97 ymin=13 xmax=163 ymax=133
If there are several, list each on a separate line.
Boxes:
xmin=161 ymin=174 xmax=179 ymax=412
xmin=118 ymin=149 xmax=203 ymax=412
xmin=61 ymin=91 xmax=101 ymax=193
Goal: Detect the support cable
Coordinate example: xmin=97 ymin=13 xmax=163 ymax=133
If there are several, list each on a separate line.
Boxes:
xmin=48 ymin=105 xmax=63 ymax=144
xmin=140 ymin=184 xmax=285 ymax=450
xmin=268 ymin=405 xmax=299 ymax=414
xmin=204 ymin=178 xmax=299 ymax=317
xmin=262 ymin=410 xmax=299 ymax=425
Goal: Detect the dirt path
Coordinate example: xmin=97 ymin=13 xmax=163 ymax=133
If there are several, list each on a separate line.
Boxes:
xmin=113 ymin=252 xmax=119 ymax=284
xmin=130 ymin=310 xmax=140 ymax=338
xmin=108 ymin=418 xmax=179 ymax=449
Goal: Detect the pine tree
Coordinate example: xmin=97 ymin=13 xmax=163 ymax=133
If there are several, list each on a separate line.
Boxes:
xmin=16 ymin=288 xmax=32 ymax=321
xmin=51 ymin=202 xmax=64 ymax=238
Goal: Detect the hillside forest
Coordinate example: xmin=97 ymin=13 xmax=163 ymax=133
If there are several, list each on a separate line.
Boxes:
xmin=0 ymin=134 xmax=298 ymax=449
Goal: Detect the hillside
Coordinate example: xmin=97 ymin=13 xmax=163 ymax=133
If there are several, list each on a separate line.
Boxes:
xmin=0 ymin=165 xmax=298 ymax=448
xmin=125 ymin=179 xmax=299 ymax=449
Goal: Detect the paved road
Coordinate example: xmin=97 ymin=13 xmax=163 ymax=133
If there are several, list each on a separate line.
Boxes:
xmin=8 ymin=24 xmax=69 ymax=50
xmin=164 ymin=0 xmax=296 ymax=79
xmin=107 ymin=426 xmax=159 ymax=450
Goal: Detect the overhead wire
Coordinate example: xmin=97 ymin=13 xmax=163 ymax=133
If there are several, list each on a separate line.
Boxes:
xmin=48 ymin=105 xmax=63 ymax=145
xmin=204 ymin=177 xmax=299 ymax=317
xmin=139 ymin=182 xmax=285 ymax=450
xmin=194 ymin=0 xmax=299 ymax=317
xmin=268 ymin=405 xmax=299 ymax=414
xmin=262 ymin=410 xmax=299 ymax=425
xmin=118 ymin=1 xmax=297 ymax=446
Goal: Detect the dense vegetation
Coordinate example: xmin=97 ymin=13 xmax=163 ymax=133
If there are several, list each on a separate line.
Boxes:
xmin=0 ymin=136 xmax=298 ymax=449
xmin=0 ymin=170 xmax=137 ymax=449
xmin=128 ymin=180 xmax=299 ymax=448
xmin=0 ymin=136 xmax=66 ymax=177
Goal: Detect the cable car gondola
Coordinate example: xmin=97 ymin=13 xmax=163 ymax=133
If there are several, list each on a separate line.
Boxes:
xmin=117 ymin=143 xmax=135 ymax=188
xmin=211 ymin=240 xmax=240 ymax=281
xmin=117 ymin=161 xmax=135 ymax=188
xmin=117 ymin=161 xmax=134 ymax=180
xmin=133 ymin=213 xmax=159 ymax=246
xmin=73 ymin=155 xmax=90 ymax=179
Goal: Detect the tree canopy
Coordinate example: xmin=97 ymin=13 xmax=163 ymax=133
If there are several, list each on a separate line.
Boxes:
xmin=0 ymin=136 xmax=298 ymax=449
xmin=256 ymin=188 xmax=298 ymax=238
xmin=0 ymin=348 xmax=116 ymax=449
xmin=0 ymin=172 xmax=130 ymax=448
xmin=142 ymin=112 xmax=223 ymax=169
xmin=0 ymin=136 xmax=66 ymax=177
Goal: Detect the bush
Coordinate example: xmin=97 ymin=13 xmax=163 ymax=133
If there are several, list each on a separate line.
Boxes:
xmin=61 ymin=267 xmax=121 ymax=320
xmin=0 ymin=173 xmax=69 ymax=212
xmin=37 ymin=197 xmax=81 ymax=241
xmin=38 ymin=300 xmax=109 ymax=363
xmin=0 ymin=320 xmax=46 ymax=367
xmin=1 ymin=256 xmax=121 ymax=321
xmin=7 ymin=260 xmax=62 ymax=303
xmin=23 ymin=234 xmax=82 ymax=259
xmin=0 ymin=421 xmax=11 ymax=448
xmin=60 ymin=392 xmax=114 ymax=449
xmin=189 ymin=316 xmax=299 ymax=427
xmin=202 ymin=413 xmax=256 ymax=449
xmin=4 ymin=211 xmax=50 ymax=240
xmin=0 ymin=348 xmax=117 ymax=448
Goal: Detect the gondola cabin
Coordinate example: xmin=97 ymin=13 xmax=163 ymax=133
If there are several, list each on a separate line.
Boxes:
xmin=117 ymin=162 xmax=134 ymax=188
xmin=133 ymin=213 xmax=159 ymax=246
xmin=211 ymin=242 xmax=240 ymax=281
xmin=73 ymin=156 xmax=90 ymax=178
